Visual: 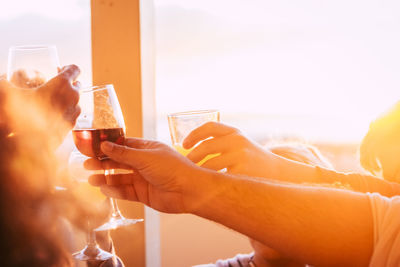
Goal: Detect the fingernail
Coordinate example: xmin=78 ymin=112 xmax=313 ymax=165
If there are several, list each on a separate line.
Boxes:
xmin=101 ymin=141 xmax=114 ymax=152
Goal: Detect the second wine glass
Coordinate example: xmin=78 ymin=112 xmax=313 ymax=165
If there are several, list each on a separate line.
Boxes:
xmin=68 ymin=150 xmax=114 ymax=261
xmin=73 ymin=84 xmax=143 ymax=231
xmin=7 ymin=45 xmax=60 ymax=89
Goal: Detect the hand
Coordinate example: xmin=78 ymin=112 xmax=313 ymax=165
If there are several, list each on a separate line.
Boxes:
xmin=35 ymin=64 xmax=81 ymax=127
xmin=183 ymin=122 xmax=274 ymax=177
xmin=0 ymin=65 xmax=81 ymax=147
xmin=85 ymin=138 xmax=200 ymax=213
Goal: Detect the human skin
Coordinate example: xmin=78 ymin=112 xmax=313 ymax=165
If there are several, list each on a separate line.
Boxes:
xmin=184 ymin=122 xmax=400 ymax=196
xmin=0 ymin=64 xmax=81 ymax=147
xmin=185 ymin=122 xmax=321 ymax=266
xmin=86 ymin=138 xmax=373 ymax=267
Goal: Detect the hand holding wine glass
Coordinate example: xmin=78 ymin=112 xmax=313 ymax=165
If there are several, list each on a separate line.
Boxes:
xmin=5 ymin=44 xmax=81 ymax=143
xmin=73 ymin=84 xmax=143 ymax=231
xmin=0 ymin=64 xmax=81 ymax=149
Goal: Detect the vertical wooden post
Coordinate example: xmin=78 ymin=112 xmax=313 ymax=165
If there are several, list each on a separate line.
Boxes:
xmin=91 ymin=0 xmax=145 ymax=266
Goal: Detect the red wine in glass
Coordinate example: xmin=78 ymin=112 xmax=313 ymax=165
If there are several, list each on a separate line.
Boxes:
xmin=73 ymin=128 xmax=125 ymax=159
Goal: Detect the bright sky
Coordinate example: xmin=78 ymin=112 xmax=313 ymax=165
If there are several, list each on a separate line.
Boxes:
xmin=2 ymin=0 xmax=400 ymax=142
xmin=154 ymin=0 xmax=400 ymax=142
xmin=0 ymin=0 xmax=87 ymax=20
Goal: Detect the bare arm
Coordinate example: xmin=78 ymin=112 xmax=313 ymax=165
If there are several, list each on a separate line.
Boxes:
xmin=267 ymin=155 xmax=400 ymax=196
xmin=187 ymin=169 xmax=373 ymax=267
xmin=87 ymin=139 xmax=374 ymax=267
xmin=184 ymin=122 xmax=400 ymax=197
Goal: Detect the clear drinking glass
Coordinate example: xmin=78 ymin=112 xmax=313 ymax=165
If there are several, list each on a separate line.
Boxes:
xmin=72 ymin=84 xmax=143 ymax=231
xmin=68 ymin=150 xmax=114 ymax=261
xmin=168 ymin=110 xmax=220 ymax=165
xmin=7 ymin=45 xmax=66 ymax=191
xmin=7 ymin=45 xmax=60 ymax=89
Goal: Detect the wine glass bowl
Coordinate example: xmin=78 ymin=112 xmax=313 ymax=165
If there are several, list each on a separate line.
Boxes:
xmin=7 ymin=45 xmax=60 ymax=89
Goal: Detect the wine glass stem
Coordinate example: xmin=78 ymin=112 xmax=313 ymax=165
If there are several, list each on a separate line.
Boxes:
xmin=85 ymin=224 xmax=102 ymax=256
xmin=104 ymin=168 xmax=124 ymax=220
xmin=87 ymin=227 xmax=97 ymax=247
xmin=110 ymin=197 xmax=123 ymax=219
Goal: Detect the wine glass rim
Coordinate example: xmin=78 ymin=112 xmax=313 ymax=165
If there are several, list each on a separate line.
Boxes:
xmin=9 ymin=45 xmax=57 ymax=51
xmin=80 ymin=84 xmax=114 ymax=93
xmin=168 ymin=109 xmax=219 ymax=118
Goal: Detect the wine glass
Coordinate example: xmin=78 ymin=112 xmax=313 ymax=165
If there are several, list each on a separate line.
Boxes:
xmin=68 ymin=150 xmax=114 ymax=261
xmin=167 ymin=110 xmax=220 ymax=165
xmin=73 ymin=84 xmax=143 ymax=231
xmin=7 ymin=45 xmax=60 ymax=89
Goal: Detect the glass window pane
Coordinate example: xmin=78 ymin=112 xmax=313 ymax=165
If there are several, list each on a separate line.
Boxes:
xmin=155 ymin=0 xmax=400 ymax=143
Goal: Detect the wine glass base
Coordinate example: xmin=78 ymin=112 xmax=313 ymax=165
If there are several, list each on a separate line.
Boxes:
xmin=95 ymin=218 xmax=144 ymax=232
xmin=72 ymin=247 xmax=113 ymax=261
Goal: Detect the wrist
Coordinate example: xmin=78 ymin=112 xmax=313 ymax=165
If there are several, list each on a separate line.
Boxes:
xmin=181 ymin=166 xmax=221 ymax=214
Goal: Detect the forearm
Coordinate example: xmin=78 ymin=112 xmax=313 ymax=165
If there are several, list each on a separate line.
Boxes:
xmin=315 ymin=167 xmax=400 ymax=196
xmin=186 ymin=169 xmax=373 ymax=267
xmin=267 ymin=154 xmax=320 ymax=184
xmin=268 ymin=155 xmax=400 ymax=196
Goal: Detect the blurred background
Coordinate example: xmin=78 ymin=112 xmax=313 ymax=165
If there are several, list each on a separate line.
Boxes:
xmin=2 ymin=0 xmax=400 ymax=266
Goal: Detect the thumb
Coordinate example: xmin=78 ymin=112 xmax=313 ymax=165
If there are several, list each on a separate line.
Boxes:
xmin=101 ymin=141 xmax=146 ymax=169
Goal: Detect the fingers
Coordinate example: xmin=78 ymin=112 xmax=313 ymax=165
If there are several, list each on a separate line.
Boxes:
xmin=186 ymin=134 xmax=233 ymax=163
xmin=100 ymin=185 xmax=138 ymax=201
xmin=89 ymin=173 xmax=106 ymax=186
xmin=54 ymin=81 xmax=80 ymax=108
xmin=63 ymin=105 xmax=81 ymax=126
xmin=59 ymin=64 xmax=81 ymax=82
xmin=183 ymin=122 xmax=239 ymax=149
xmin=200 ymin=152 xmax=237 ymax=171
xmin=92 ymin=172 xmax=149 ymax=203
xmin=39 ymin=66 xmax=81 ymax=112
xmin=89 ymin=173 xmax=136 ymax=186
xmin=125 ymin=137 xmax=158 ymax=149
xmin=84 ymin=158 xmax=132 ymax=171
xmin=100 ymin=141 xmax=147 ymax=169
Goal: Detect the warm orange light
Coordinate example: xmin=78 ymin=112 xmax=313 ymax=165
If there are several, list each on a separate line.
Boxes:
xmin=81 ymin=130 xmax=91 ymax=139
